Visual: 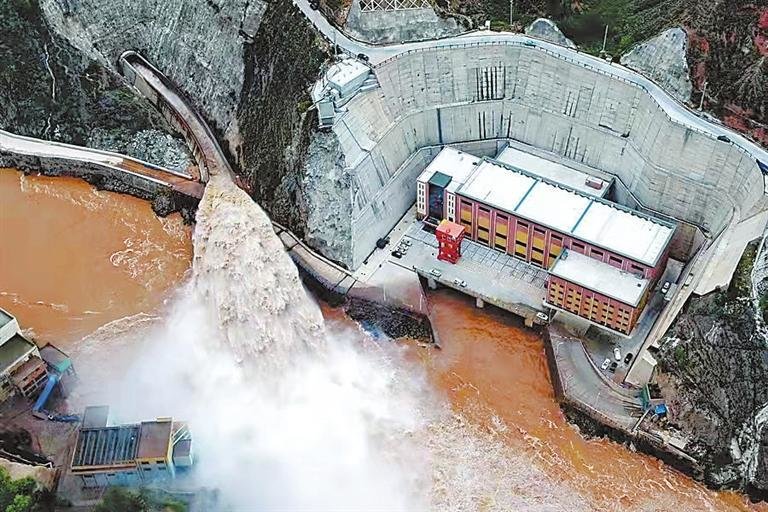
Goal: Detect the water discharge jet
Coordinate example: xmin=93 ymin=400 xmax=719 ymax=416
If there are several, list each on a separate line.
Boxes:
xmin=69 ymin=171 xmax=588 ymax=510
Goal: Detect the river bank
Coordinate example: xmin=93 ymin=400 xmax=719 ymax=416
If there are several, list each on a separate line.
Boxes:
xmin=1 ymin=171 xmax=766 ymax=509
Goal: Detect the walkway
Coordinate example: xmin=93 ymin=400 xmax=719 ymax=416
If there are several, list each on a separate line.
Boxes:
xmin=0 ymin=129 xmax=204 ymax=199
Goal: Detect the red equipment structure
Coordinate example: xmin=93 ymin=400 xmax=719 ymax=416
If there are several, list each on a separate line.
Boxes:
xmin=436 ymin=220 xmax=465 ymax=264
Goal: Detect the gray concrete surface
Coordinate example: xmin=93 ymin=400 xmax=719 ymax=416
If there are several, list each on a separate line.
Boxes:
xmin=392 ymin=221 xmax=549 ymax=319
xmin=549 ymin=327 xmax=643 ymax=431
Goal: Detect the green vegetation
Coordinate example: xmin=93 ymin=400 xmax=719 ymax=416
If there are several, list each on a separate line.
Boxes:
xmin=0 ymin=467 xmax=43 ymax=512
xmin=93 ymin=488 xmax=188 ymax=512
xmin=673 ymin=344 xmax=687 ymax=368
xmin=727 ymin=239 xmax=758 ymax=301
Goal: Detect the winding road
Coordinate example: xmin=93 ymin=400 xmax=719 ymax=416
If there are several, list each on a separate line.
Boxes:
xmin=295 ymin=0 xmax=768 ymax=168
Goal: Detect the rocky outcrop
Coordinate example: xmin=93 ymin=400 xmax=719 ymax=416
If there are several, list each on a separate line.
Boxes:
xmin=0 ymin=0 xmax=180 ymax=167
xmin=621 ymin=28 xmax=693 ymax=104
xmin=301 ymin=131 xmax=352 ymax=265
xmin=525 ymin=18 xmax=575 ymax=48
xmin=235 ymin=0 xmax=329 ymax=235
xmin=40 ymin=0 xmax=266 ymax=135
xmin=87 ymin=128 xmax=192 ymax=172
xmin=345 ymin=2 xmax=462 ymax=44
xmin=655 ymin=240 xmax=768 ymax=497
xmin=31 ymin=0 xmax=331 ymax=239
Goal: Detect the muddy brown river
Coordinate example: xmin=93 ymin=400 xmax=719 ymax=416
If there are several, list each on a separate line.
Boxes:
xmin=0 ymin=169 xmax=192 ymax=347
xmin=1 ymin=168 xmax=764 ymax=510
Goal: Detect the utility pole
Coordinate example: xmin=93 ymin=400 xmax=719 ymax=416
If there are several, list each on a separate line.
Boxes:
xmin=600 ymin=24 xmax=609 ymax=57
xmin=698 ymin=81 xmax=707 ymax=111
xmin=509 ymin=0 xmax=513 ymax=26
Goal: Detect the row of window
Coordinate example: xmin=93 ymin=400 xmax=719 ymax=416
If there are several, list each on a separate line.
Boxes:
xmin=548 ymin=280 xmax=634 ymax=333
xmin=456 ymin=200 xmax=650 ymax=276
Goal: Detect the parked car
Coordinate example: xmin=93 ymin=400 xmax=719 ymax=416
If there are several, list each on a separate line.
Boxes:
xmin=357 ymin=53 xmax=369 ymax=62
xmin=613 ymin=346 xmax=621 ymax=361
xmin=390 ymin=250 xmax=403 ymax=259
xmin=601 ymin=358 xmax=611 ymax=370
xmin=430 ymin=268 xmax=442 ymax=278
xmin=624 ymin=353 xmax=634 ymax=365
xmin=535 ymin=312 xmax=549 ymax=322
xmin=609 ymin=361 xmax=618 ymax=373
xmin=661 ymin=281 xmax=671 ymax=294
xmin=310 ymin=1 xmax=319 ymax=9
xmin=452 ymin=278 xmax=467 ymax=288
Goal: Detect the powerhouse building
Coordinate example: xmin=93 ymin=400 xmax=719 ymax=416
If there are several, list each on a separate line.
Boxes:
xmin=70 ymin=406 xmax=193 ymax=488
xmin=416 ymin=146 xmax=676 ymax=335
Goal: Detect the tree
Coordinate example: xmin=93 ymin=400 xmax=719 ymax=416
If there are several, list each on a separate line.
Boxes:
xmin=5 ymin=495 xmax=31 ymax=512
xmin=92 ymin=488 xmax=147 ymax=512
xmin=0 ymin=468 xmax=37 ymax=512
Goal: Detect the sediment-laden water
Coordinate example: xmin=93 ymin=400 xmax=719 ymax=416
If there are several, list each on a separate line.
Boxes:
xmin=0 ymin=169 xmax=191 ymax=346
xmin=2 ymin=169 xmax=766 ymax=510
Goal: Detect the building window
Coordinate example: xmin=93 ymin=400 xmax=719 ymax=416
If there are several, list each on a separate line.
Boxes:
xmin=460 ymin=203 xmax=473 ymax=231
xmin=608 ymin=255 xmax=622 ymax=268
xmin=494 ymin=214 xmax=508 ymax=251
xmin=630 ymin=263 xmax=645 ymax=276
xmin=416 ymin=182 xmax=427 ymax=216
xmin=590 ymin=249 xmax=604 ymax=261
xmin=572 ymin=241 xmax=585 ymax=254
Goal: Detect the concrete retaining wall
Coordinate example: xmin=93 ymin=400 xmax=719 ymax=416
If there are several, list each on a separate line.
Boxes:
xmin=335 ymin=43 xmax=763 ymax=269
xmin=0 ymin=152 xmax=198 ymax=220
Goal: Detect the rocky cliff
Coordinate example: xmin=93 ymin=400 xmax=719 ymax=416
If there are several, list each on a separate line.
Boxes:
xmin=0 ymin=0 xmax=191 ymax=169
xmin=655 ymin=240 xmax=768 ymax=497
xmin=3 ymin=0 xmax=331 ymax=239
xmin=620 ymin=27 xmax=693 ymax=104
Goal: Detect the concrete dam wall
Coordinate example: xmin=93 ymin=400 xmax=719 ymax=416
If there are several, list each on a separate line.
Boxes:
xmin=334 ymin=43 xmax=764 ymax=269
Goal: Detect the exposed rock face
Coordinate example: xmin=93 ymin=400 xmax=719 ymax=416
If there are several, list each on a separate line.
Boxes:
xmin=655 ymin=240 xmax=768 ymax=496
xmin=345 ymin=2 xmax=462 ymax=44
xmin=0 ymin=0 xmax=174 ymax=163
xmin=35 ymin=0 xmax=331 ymax=242
xmin=87 ymin=128 xmax=192 ymax=172
xmin=621 ymin=27 xmax=693 ymax=104
xmin=525 ymin=18 xmax=576 ymax=48
xmin=301 ymin=131 xmax=351 ymax=264
xmin=40 ymin=0 xmax=267 ymax=135
xmin=235 ymin=0 xmax=328 ymax=235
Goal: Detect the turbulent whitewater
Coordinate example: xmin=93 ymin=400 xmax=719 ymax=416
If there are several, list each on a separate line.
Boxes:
xmin=71 ymin=174 xmax=587 ymax=510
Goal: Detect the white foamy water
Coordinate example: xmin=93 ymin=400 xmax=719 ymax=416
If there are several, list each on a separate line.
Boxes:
xmin=70 ymin=174 xmax=588 ymax=510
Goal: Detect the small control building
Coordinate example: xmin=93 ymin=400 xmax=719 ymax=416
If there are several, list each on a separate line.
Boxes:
xmin=416 ymin=146 xmax=676 ymax=336
xmin=0 ymin=308 xmax=48 ymax=401
xmin=436 ymin=220 xmax=465 ymax=264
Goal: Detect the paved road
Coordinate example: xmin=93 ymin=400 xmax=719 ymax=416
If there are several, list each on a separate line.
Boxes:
xmin=294 ymin=0 xmax=768 ymax=167
xmin=551 ymin=331 xmax=641 ymax=431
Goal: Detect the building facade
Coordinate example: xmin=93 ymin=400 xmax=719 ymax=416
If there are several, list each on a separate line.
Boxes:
xmin=71 ymin=406 xmax=193 ymax=488
xmin=416 ymin=146 xmax=675 ymax=336
xmin=546 ymin=250 xmax=651 ymax=335
xmin=0 ymin=308 xmax=48 ymax=401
